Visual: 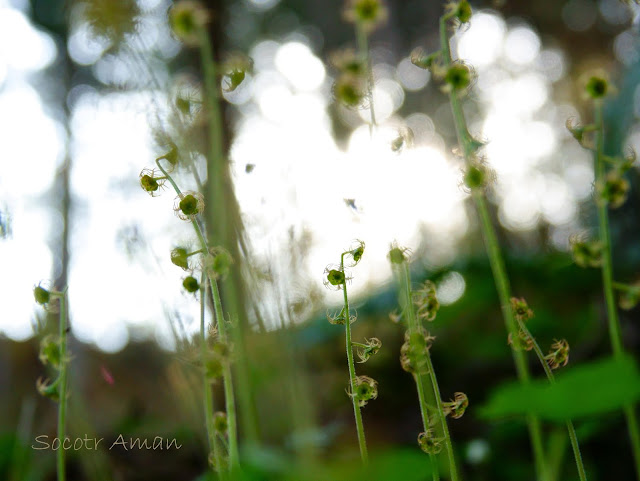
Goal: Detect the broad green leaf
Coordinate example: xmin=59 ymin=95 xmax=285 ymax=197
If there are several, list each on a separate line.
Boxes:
xmin=480 ymin=355 xmax=640 ymax=421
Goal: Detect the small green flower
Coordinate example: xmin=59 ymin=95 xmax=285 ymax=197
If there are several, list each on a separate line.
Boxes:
xmin=139 ymin=168 xmax=165 ymax=196
xmin=333 ymin=74 xmax=366 ymax=108
xmin=174 ymin=191 xmax=205 ymax=220
xmin=599 ymin=170 xmax=629 ymax=209
xmin=343 ymin=0 xmax=388 ymax=31
xmin=36 ymin=377 xmax=61 ymax=402
xmin=585 ymin=75 xmax=608 ymax=99
xmin=171 ymin=247 xmax=190 ymax=270
xmin=388 ymin=243 xmax=410 ymax=265
xmin=413 ymin=281 xmax=439 ymax=322
xmin=34 ymin=285 xmax=51 ymax=305
xmin=570 ymin=236 xmax=603 ymax=268
xmin=213 ymin=411 xmax=228 ymax=434
xmin=445 ymin=63 xmax=472 ymax=91
xmin=183 ymin=276 xmax=200 ymax=293
xmin=417 ymin=430 xmax=442 ymax=455
xmin=331 ymin=48 xmax=366 ymax=76
xmin=39 ymin=335 xmax=62 ymax=369
xmin=357 ymin=337 xmax=382 ymax=363
xmin=325 ymin=267 xmax=346 ymax=288
xmin=222 ymin=54 xmax=253 ymax=92
xmin=351 ymin=375 xmax=378 ymax=407
xmin=463 ymin=164 xmax=487 ymax=190
xmin=169 ymin=0 xmax=210 ymax=46
xmin=510 ymin=297 xmax=533 ymax=322
xmin=443 ymin=392 xmax=469 ymax=419
xmin=545 ymin=339 xmax=570 ymax=370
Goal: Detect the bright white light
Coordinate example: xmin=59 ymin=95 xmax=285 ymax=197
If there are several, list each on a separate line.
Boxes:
xmin=0 ymin=85 xmax=64 ymax=196
xmin=437 ymin=271 xmax=466 ymax=305
xmin=504 ymin=26 xmax=541 ymax=65
xmin=68 ymin=22 xmax=109 ymax=65
xmin=275 ymin=42 xmax=325 ymax=91
xmin=456 ymin=12 xmax=506 ymax=67
xmin=541 ymin=175 xmax=576 ymax=225
xmin=397 ymin=57 xmax=429 ymax=91
xmin=0 ymin=7 xmax=57 ymax=71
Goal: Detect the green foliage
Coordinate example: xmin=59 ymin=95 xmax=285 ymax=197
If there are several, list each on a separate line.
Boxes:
xmin=480 ymin=355 xmax=640 ymax=421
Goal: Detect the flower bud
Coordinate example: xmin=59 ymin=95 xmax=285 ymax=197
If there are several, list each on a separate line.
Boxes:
xmin=324 ymin=266 xmax=347 ymax=290
xmin=388 ymin=243 xmax=410 ymax=265
xmin=139 ymin=168 xmax=165 ymax=197
xmin=400 ymin=328 xmax=434 ymax=374
xmin=331 ymin=48 xmax=366 ymax=76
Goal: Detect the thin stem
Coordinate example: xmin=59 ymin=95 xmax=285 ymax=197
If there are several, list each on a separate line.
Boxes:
xmin=517 ymin=322 xmax=587 ymax=481
xmin=355 ymin=22 xmax=376 ymax=133
xmin=198 ymin=24 xmax=259 ymax=447
xmin=341 ymin=253 xmax=369 ymax=464
xmin=56 ymin=288 xmax=69 ymax=481
xmin=401 ymin=263 xmax=441 ymax=481
xmin=438 ymin=15 xmax=548 ymax=480
xmin=200 ymin=273 xmax=224 ymax=479
xmin=156 ymin=157 xmax=240 ymax=470
xmin=594 ymin=102 xmax=640 ymax=478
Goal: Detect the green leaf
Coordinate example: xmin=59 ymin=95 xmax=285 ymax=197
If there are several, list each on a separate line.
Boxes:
xmin=480 ymin=355 xmax=640 ymax=421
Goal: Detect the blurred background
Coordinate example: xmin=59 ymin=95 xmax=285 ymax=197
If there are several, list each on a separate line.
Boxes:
xmin=1 ymin=0 xmax=640 ymax=479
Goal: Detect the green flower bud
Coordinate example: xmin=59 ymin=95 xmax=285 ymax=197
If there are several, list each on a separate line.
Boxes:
xmin=213 ymin=411 xmax=228 ymax=434
xmin=418 ymin=430 xmax=442 ymax=455
xmin=343 ymin=0 xmax=388 ymax=31
xmin=39 ymin=335 xmax=62 ymax=369
xmin=169 ymin=1 xmax=209 ymax=46
xmin=445 ymin=63 xmax=472 ymax=91
xmin=171 ymin=247 xmax=190 ymax=270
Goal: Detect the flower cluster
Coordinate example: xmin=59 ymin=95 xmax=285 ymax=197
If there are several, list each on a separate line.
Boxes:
xmin=413 ymin=280 xmax=440 ymax=322
xmin=545 ymin=339 xmax=570 ymax=370
xmin=400 ymin=328 xmax=434 ymax=374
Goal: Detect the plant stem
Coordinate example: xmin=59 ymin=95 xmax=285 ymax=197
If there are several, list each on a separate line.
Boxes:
xmin=355 ymin=21 xmax=376 ymax=133
xmin=198 ymin=24 xmax=259 ymax=447
xmin=401 ymin=263 xmax=441 ymax=481
xmin=438 ymin=15 xmax=549 ymax=480
xmin=155 ymin=158 xmax=240 ymax=470
xmin=56 ymin=288 xmax=68 ymax=481
xmin=341 ymin=253 xmax=369 ymax=464
xmin=517 ymin=322 xmax=587 ymax=481
xmin=210 ymin=275 xmax=240 ymax=468
xmin=594 ymin=102 xmax=640 ymax=479
xmin=200 ymin=272 xmax=225 ymax=479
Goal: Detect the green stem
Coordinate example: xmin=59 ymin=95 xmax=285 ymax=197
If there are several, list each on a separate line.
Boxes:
xmin=401 ymin=263 xmax=440 ymax=481
xmin=594 ymin=103 xmax=640 ymax=479
xmin=438 ymin=15 xmax=548 ymax=481
xmin=355 ymin=21 xmax=376 ymax=133
xmin=517 ymin=322 xmax=587 ymax=481
xmin=155 ymin=158 xmax=240 ymax=470
xmin=341 ymin=253 xmax=369 ymax=464
xmin=56 ymin=288 xmax=68 ymax=481
xmin=198 ymin=24 xmax=259 ymax=447
xmin=200 ymin=273 xmax=225 ymax=479
xmin=210 ymin=276 xmax=240 ymax=468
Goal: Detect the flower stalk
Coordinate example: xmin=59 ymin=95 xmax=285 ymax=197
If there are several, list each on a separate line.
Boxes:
xmin=436 ymin=8 xmax=548 ymax=479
